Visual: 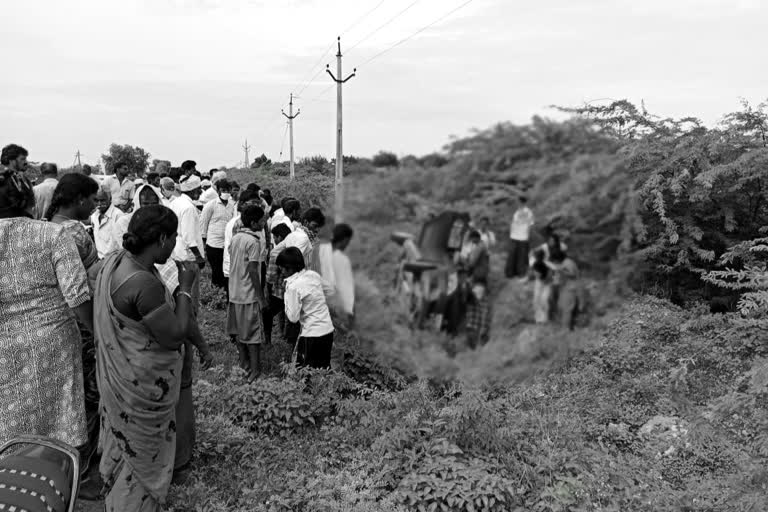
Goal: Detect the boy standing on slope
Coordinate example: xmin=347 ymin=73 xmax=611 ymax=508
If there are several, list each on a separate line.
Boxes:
xmin=227 ymin=205 xmax=268 ymax=381
xmin=505 ymin=196 xmax=534 ymax=281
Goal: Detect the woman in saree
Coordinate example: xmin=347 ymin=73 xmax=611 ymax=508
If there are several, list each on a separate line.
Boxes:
xmin=45 ymin=172 xmax=102 ymax=480
xmin=94 ymin=204 xmax=195 ymax=512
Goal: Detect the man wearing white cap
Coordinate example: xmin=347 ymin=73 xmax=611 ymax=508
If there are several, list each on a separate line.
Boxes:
xmin=199 ymin=170 xmax=227 ymax=205
xmin=161 ymin=176 xmax=206 ymax=309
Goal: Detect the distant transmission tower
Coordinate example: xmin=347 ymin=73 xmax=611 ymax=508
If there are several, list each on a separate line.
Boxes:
xmin=243 ymin=139 xmax=251 ymax=169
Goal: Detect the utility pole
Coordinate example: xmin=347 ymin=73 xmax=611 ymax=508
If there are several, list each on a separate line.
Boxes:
xmin=282 ymin=93 xmax=301 ymax=180
xmin=74 ymin=150 xmax=82 ymax=171
xmin=242 ymin=139 xmax=251 ymax=169
xmin=326 ymin=36 xmax=356 ymax=223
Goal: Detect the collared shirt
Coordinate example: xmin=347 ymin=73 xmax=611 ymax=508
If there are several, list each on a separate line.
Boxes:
xmin=266 ymin=241 xmax=286 ymax=299
xmin=200 ymin=198 xmax=235 ymax=249
xmin=198 ymin=187 xmax=219 ymax=205
xmin=112 ymin=177 xmax=135 ymax=209
xmin=331 ymin=249 xmax=354 ymax=315
xmin=90 ymin=205 xmax=124 ymax=258
xmin=228 ymin=229 xmax=265 ymax=304
xmin=168 ymin=194 xmax=204 ymax=262
xmin=284 ymin=269 xmax=335 ymax=338
xmin=510 ymin=206 xmax=534 ymax=241
xmin=32 ymin=178 xmax=58 ymax=219
xmin=222 ymin=213 xmax=240 ymax=277
xmin=283 ymin=227 xmax=312 ymax=265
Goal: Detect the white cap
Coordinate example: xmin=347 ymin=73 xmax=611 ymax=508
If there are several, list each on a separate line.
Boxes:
xmin=179 ymin=175 xmax=202 ymax=192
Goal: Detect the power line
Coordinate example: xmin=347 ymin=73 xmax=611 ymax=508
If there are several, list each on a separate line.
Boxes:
xmin=347 ymin=0 xmax=421 ymax=54
xmin=294 ymin=42 xmax=335 ymax=96
xmin=278 ymin=121 xmax=289 ymax=159
xmin=294 ymin=0 xmax=388 ymax=97
xmin=340 ymin=0 xmax=388 ymax=35
xmin=357 ymin=0 xmax=476 ymax=69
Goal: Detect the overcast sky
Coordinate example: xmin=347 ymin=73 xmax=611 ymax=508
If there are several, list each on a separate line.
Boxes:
xmin=1 ymin=0 xmax=765 ymax=171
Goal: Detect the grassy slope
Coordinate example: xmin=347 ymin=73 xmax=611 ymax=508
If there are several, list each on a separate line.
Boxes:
xmin=152 ymin=167 xmax=768 ymax=511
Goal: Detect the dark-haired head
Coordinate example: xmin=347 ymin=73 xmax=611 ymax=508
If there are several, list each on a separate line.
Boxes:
xmin=302 ymin=207 xmax=325 ymax=231
xmin=123 ymin=204 xmax=178 ymax=263
xmin=468 ymin=230 xmax=481 ymax=241
xmin=82 ymin=164 xmax=92 ymax=176
xmin=246 ymin=183 xmax=260 ymax=192
xmin=169 ymin=167 xmax=182 ymax=183
xmin=281 ymin=197 xmax=296 ymax=210
xmin=271 ymin=223 xmax=292 ymax=244
xmin=45 ymin=173 xmax=99 ymax=221
xmin=181 ymin=160 xmax=196 ymax=173
xmin=276 ymin=246 xmax=305 ymax=277
xmin=216 ymin=179 xmax=231 ymax=192
xmin=284 ymin=199 xmax=301 ymax=220
xmin=332 ymin=223 xmax=354 ymax=250
xmin=40 ymin=163 xmax=58 ymax=177
xmin=549 ymin=246 xmax=566 ymax=263
xmin=236 ymin=188 xmax=255 ymax=210
xmin=115 ymin=162 xmax=129 ymax=178
xmin=1 ymin=144 xmax=29 ymax=171
xmin=241 ymin=204 xmax=265 ymax=229
xmin=262 ymin=193 xmax=273 ymax=207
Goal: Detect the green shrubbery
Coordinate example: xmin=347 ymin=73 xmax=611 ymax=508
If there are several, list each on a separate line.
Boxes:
xmin=170 ymin=297 xmax=768 ymax=511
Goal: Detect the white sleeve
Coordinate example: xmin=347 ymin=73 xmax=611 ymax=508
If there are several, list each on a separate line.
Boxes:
xmin=283 ymin=284 xmax=301 ymax=323
xmin=179 ymin=207 xmax=199 ymax=250
xmin=223 ymin=221 xmax=233 ymax=276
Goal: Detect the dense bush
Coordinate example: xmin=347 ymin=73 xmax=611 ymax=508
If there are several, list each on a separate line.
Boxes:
xmin=372 ymin=150 xmax=399 ymax=168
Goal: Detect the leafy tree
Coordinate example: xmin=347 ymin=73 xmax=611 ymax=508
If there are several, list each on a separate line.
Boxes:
xmin=560 ymin=99 xmax=768 ymax=299
xmin=101 ymin=143 xmax=151 ymax=176
xmin=372 ymin=151 xmax=399 ymax=168
xmin=250 ymin=154 xmax=272 ymax=168
xmin=300 ymin=155 xmax=329 ymax=174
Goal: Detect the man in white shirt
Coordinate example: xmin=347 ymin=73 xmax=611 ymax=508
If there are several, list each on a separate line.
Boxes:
xmin=161 ymin=176 xmax=206 ymax=309
xmin=278 ymin=247 xmax=335 ymax=368
xmin=32 ymin=163 xmax=59 ymax=219
xmin=330 ymin=224 xmax=355 ymax=325
xmin=108 ymin=162 xmax=136 ymax=213
xmin=90 ymin=186 xmax=124 ymax=258
xmin=505 ymin=196 xmax=535 ymax=280
xmin=200 ymin=179 xmax=235 ymax=289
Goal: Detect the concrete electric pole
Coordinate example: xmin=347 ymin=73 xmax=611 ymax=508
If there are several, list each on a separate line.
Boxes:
xmin=326 ymin=37 xmax=356 ymax=223
xmin=281 ymin=93 xmax=301 ymax=180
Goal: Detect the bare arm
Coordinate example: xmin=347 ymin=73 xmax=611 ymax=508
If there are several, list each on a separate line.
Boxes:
xmin=73 ymin=301 xmax=94 ymax=333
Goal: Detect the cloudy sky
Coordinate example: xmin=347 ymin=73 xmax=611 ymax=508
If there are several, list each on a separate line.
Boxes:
xmin=1 ymin=0 xmax=765 ymax=171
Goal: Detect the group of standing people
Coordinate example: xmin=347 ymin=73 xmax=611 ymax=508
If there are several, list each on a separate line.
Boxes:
xmin=504 ymin=196 xmax=582 ymax=330
xmin=0 ymin=144 xmax=356 ymax=512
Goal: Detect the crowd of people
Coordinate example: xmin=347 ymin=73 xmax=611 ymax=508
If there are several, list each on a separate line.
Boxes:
xmin=416 ymin=196 xmax=583 ymax=349
xmin=0 ymin=144 xmax=355 ymax=511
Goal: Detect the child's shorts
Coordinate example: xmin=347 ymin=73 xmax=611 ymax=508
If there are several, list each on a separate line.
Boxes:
xmin=226 ymin=302 xmax=264 ymax=345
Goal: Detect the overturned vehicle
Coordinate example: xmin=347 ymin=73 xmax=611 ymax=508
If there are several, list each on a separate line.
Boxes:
xmin=390 ymin=211 xmax=472 ymax=332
